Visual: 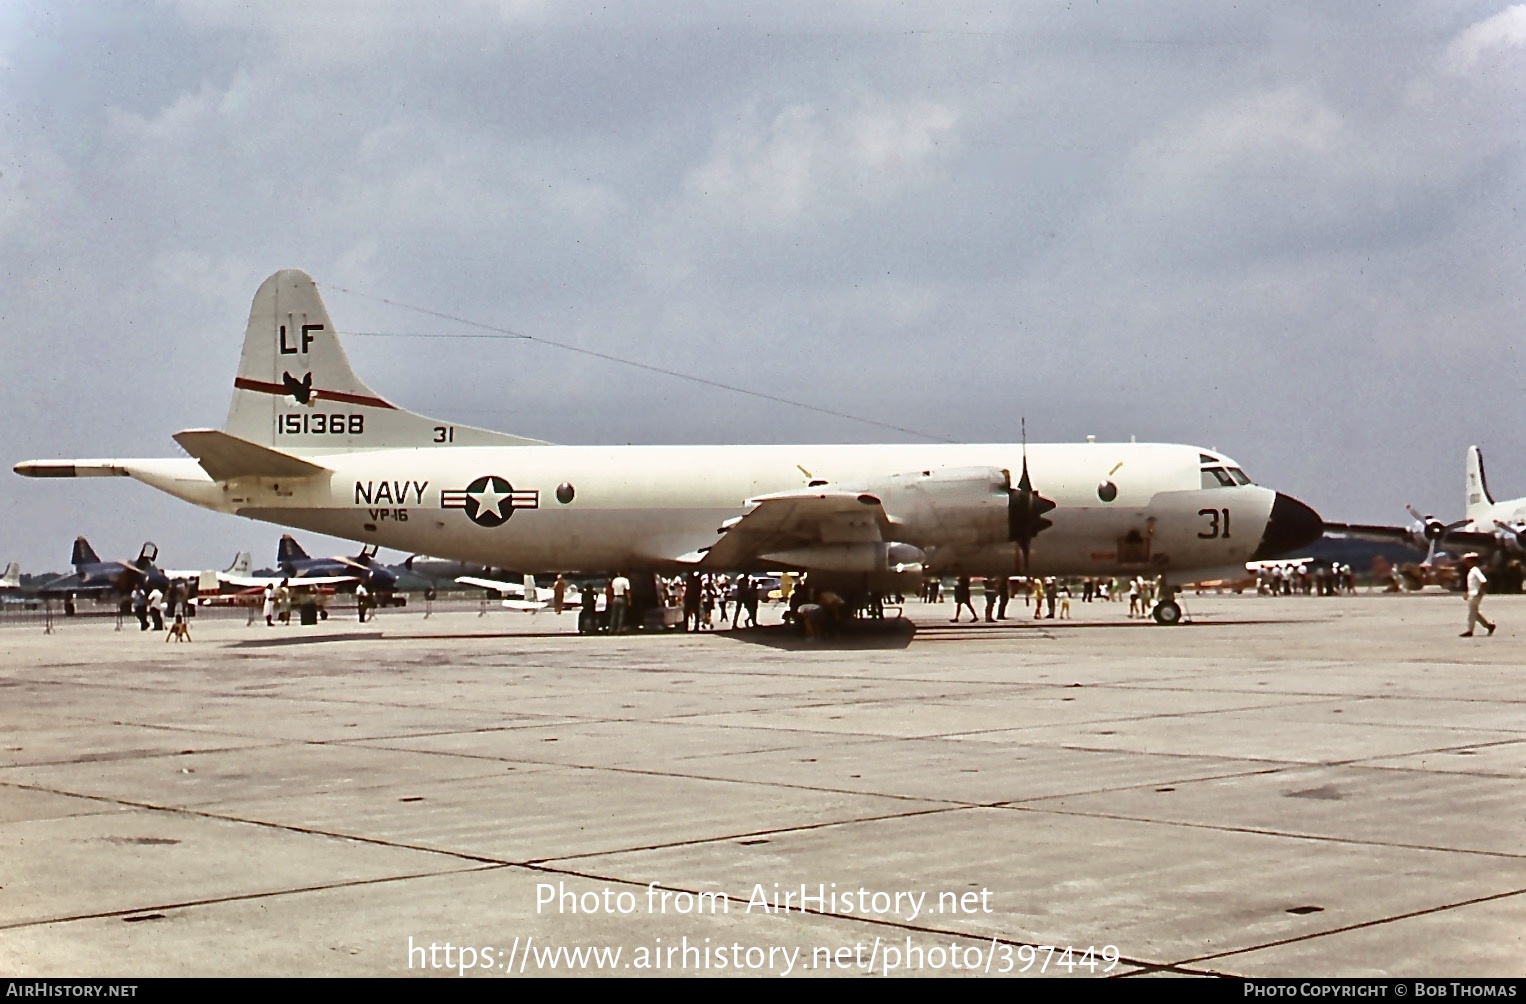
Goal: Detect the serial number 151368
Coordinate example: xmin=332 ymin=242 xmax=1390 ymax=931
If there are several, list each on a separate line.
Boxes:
xmin=277 ymin=413 xmax=365 ymax=436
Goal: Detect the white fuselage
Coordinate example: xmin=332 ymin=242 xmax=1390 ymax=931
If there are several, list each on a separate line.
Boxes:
xmin=118 ymin=441 xmax=1280 ymax=580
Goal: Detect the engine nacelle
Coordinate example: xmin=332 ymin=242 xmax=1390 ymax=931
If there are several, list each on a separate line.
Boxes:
xmin=1495 ymin=523 xmax=1526 ymax=556
xmin=862 ymin=467 xmax=1015 ymax=549
xmin=760 ymin=542 xmax=925 ymax=574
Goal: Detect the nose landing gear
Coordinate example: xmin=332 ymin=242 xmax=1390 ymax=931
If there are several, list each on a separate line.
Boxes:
xmin=1151 ymin=580 xmax=1184 ymax=625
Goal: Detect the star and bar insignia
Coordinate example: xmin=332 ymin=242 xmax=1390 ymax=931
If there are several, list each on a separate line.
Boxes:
xmin=441 ymin=475 xmax=539 ymax=528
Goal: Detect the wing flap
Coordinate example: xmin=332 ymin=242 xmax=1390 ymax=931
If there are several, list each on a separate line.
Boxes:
xmin=699 ymin=489 xmax=893 ymax=569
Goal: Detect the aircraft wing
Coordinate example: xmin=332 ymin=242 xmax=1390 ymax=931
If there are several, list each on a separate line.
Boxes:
xmin=456 ymin=575 xmax=527 ymax=596
xmin=1324 ymin=522 xmax=1498 ymax=550
xmin=455 ymin=575 xmax=550 ymax=611
xmin=696 ymin=488 xmax=894 ymax=570
xmin=222 ymin=573 xmax=357 ymax=589
xmin=1322 ymin=522 xmax=1415 ymax=544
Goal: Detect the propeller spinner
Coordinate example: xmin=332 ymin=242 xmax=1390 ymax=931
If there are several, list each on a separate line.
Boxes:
xmin=1405 ymin=505 xmax=1466 ymax=564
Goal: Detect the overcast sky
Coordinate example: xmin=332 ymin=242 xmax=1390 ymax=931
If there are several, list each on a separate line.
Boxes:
xmin=2 ymin=2 xmax=1523 ymax=574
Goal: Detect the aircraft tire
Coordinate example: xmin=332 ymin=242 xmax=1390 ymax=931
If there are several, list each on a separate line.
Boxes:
xmin=1152 ymin=601 xmax=1183 ymax=626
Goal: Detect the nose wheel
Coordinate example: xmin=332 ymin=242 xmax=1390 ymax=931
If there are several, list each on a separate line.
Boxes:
xmin=1151 ymin=580 xmax=1184 ymax=625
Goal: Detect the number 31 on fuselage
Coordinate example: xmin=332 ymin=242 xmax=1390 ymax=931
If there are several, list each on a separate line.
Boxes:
xmin=14 ymin=270 xmax=1322 ymax=623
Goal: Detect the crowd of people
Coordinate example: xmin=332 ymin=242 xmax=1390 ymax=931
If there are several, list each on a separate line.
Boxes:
xmin=1255 ymin=563 xmax=1358 ymax=596
xmin=930 ymin=574 xmax=1159 ymax=619
xmin=569 ymin=571 xmax=770 ymax=634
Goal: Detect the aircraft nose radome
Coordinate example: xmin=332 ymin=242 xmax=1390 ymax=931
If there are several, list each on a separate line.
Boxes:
xmin=1251 ymin=492 xmax=1324 ymax=561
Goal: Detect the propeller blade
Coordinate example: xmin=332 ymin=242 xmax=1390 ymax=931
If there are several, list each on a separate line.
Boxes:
xmin=1007 ymin=454 xmax=1056 ymax=572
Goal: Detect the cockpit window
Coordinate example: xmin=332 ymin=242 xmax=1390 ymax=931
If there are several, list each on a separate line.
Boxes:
xmin=1201 ymin=467 xmax=1237 ymax=489
xmin=1227 ymin=467 xmax=1253 ymax=485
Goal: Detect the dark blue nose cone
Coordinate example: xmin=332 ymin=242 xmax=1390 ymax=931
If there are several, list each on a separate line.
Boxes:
xmin=1252 ymin=493 xmax=1324 ymax=561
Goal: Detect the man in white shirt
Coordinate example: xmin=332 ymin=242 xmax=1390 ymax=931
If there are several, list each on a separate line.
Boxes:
xmin=147 ymin=586 xmax=166 ymax=631
xmin=609 ymin=573 xmax=630 ymax=633
xmin=1460 ymin=553 xmax=1497 ymax=638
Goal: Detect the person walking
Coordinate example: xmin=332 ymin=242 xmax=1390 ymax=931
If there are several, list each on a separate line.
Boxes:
xmin=951 ymin=576 xmax=978 ymax=623
xmin=147 ymin=586 xmax=165 ymax=631
xmin=1460 ymin=553 xmax=1497 ymax=637
xmin=132 ymin=586 xmax=149 ymax=631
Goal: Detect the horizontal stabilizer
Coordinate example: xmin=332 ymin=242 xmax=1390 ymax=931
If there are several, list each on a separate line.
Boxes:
xmin=173 ymin=429 xmax=330 ymax=481
xmin=14 ymin=461 xmax=130 ymax=478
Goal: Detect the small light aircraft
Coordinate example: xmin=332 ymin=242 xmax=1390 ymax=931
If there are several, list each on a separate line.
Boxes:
xmin=455 ymin=572 xmax=574 ymax=612
xmin=15 ymin=270 xmax=1323 ymax=625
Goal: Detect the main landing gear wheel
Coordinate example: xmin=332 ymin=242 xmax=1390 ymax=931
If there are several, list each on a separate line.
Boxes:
xmin=1152 ymin=601 xmax=1182 ymax=626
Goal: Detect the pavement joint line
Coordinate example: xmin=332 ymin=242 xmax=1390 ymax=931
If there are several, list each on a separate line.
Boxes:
xmin=3 ymin=775 xmax=981 ymax=875
xmin=1111 ymin=683 xmax=1526 ymax=706
xmin=260 ymin=741 xmax=1450 ymax=809
xmin=338 ymin=732 xmax=935 ymax=764
xmin=528 ymin=804 xmax=977 ymax=865
xmin=985 ymin=765 xmax=1289 ymax=802
xmin=0 ymin=863 xmax=507 ymax=933
xmin=351 ymin=756 xmax=985 ymax=807
xmin=992 ymin=802 xmax=1526 ymax=861
xmin=1174 ymin=883 xmax=1526 ymax=968
xmin=0 ymin=741 xmax=291 ymax=771
xmin=0 ymin=781 xmax=514 ymax=865
xmin=1047 ymin=740 xmax=1521 ymax=770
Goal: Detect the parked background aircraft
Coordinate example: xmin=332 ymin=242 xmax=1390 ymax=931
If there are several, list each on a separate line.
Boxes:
xmin=45 ymin=537 xmax=172 ymax=597
xmin=15 ymin=270 xmax=1323 ymax=625
xmin=1326 ymin=446 xmax=1524 ymax=591
xmin=219 ymin=534 xmax=399 ymax=593
xmin=399 ymin=554 xmax=512 ymax=582
xmin=0 ymin=562 xmax=20 ymax=592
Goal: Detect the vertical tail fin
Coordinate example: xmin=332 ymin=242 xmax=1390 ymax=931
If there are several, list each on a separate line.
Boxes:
xmin=225 ymin=551 xmax=252 ymax=576
xmin=1466 ymin=445 xmax=1494 ymax=523
xmin=224 ymin=270 xmax=546 ymax=451
xmin=71 ymin=537 xmax=101 ymax=568
xmin=277 ymin=534 xmax=310 ymax=566
xmin=0 ymin=562 xmax=20 ymax=588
